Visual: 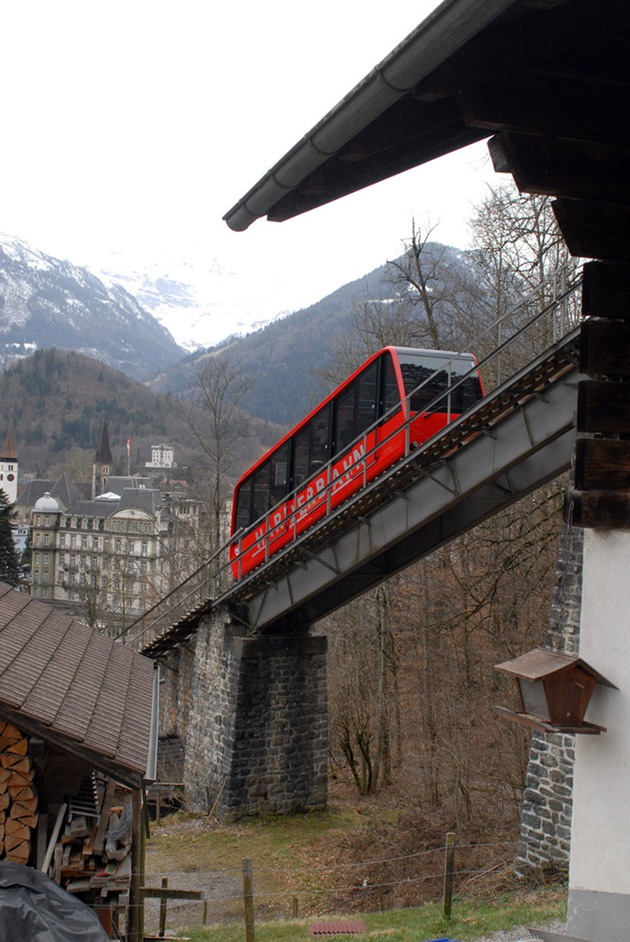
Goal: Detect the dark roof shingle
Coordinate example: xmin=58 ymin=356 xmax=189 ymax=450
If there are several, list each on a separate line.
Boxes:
xmin=0 ymin=583 xmax=156 ymax=786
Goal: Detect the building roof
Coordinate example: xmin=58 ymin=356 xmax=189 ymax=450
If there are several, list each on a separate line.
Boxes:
xmin=0 ymin=582 xmax=157 ymax=787
xmin=0 ymin=421 xmax=17 ymax=461
xmin=94 ymin=421 xmax=113 ymax=466
xmin=223 ymin=0 xmax=630 ymax=264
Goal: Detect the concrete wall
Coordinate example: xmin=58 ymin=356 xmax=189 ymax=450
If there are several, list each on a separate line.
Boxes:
xmin=180 ymin=608 xmax=328 ymax=820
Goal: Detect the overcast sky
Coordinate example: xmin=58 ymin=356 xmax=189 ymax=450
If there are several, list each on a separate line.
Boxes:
xmin=1 ymin=1 xmax=499 ymax=321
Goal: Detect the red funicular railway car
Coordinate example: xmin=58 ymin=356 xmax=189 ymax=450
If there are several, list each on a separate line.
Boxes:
xmin=230 ymin=346 xmax=483 ymax=579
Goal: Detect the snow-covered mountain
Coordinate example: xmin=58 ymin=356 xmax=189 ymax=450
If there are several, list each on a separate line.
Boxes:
xmin=0 ymin=233 xmax=186 ymax=380
xmin=95 ymin=253 xmax=291 ymax=351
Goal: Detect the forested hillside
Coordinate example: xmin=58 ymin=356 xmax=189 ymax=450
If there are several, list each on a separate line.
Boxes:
xmin=0 ymin=348 xmax=281 ymax=477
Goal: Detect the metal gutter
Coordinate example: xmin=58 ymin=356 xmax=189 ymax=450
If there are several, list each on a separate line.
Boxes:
xmin=223 ymin=0 xmax=518 ymax=231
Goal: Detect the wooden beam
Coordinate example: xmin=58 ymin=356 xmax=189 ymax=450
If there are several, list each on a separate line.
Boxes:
xmin=582 ymin=261 xmax=630 ymax=319
xmin=577 ymin=379 xmax=630 ymax=434
xmin=460 ymin=73 xmax=630 ymax=148
xmin=580 ymin=319 xmax=630 ymax=376
xmin=567 ymin=488 xmax=630 ymax=530
xmin=488 ymin=133 xmax=630 ymax=205
xmin=413 ymin=0 xmax=630 ymax=103
xmin=553 ymin=199 xmax=630 ymax=263
xmin=575 ymin=439 xmax=630 ymax=491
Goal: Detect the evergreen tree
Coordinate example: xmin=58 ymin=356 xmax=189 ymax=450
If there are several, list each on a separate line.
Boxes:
xmin=0 ymin=491 xmax=20 ymax=587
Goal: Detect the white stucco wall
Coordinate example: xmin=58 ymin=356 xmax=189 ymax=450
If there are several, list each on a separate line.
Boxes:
xmin=570 ymin=529 xmax=630 ymax=895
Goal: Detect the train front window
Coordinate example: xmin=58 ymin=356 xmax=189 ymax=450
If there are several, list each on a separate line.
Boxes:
xmin=382 ymin=353 xmax=400 ymax=414
xmin=398 ymin=352 xmax=482 ymax=413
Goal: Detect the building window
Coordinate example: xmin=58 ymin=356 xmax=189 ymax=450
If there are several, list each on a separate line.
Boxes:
xmin=42 ymin=553 xmax=49 ymax=564
xmin=59 ymin=534 xmax=65 ymax=549
xmin=44 ymin=534 xmax=50 ymax=546
xmin=44 ymin=516 xmax=50 ymax=527
xmin=35 ymin=533 xmax=40 ymax=546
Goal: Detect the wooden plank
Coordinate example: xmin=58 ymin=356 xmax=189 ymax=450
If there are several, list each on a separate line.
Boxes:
xmin=92 ymin=778 xmax=116 ymax=855
xmin=582 ymin=261 xmax=630 ymax=320
xmin=575 ymin=438 xmax=630 ymax=490
xmin=577 ymin=380 xmax=630 ymax=434
xmin=41 ymin=802 xmax=67 ymax=874
xmin=141 ymin=887 xmax=203 ymax=900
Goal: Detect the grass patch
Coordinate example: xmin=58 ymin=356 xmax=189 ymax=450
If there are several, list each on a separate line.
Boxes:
xmin=177 ymin=886 xmax=565 ymax=941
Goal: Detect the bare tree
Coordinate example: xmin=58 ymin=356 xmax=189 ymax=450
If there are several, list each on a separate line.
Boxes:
xmin=180 ymin=354 xmax=253 ymax=552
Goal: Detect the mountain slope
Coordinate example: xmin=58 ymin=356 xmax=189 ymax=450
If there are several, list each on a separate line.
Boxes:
xmin=0 ymin=233 xmax=186 ymax=380
xmin=148 ymin=242 xmax=475 ymax=428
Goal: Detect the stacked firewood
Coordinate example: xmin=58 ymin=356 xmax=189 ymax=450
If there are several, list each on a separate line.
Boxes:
xmin=0 ymin=722 xmax=37 ymax=864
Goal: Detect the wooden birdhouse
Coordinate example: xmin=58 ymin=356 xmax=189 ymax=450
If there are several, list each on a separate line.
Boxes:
xmin=494 ymin=647 xmax=617 ymax=734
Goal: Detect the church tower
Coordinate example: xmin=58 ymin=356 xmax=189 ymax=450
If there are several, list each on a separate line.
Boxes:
xmin=93 ymin=421 xmax=113 ymax=498
xmin=0 ymin=421 xmax=18 ymax=504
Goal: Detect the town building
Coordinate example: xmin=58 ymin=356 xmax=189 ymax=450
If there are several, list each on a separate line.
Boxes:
xmin=145 ymin=443 xmax=175 ymax=470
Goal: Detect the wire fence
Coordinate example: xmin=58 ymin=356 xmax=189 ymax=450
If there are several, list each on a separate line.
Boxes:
xmin=139 ymin=834 xmax=522 ymax=933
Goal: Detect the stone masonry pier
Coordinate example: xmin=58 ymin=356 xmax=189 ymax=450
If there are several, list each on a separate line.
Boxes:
xmin=158 ymin=606 xmax=328 ymax=821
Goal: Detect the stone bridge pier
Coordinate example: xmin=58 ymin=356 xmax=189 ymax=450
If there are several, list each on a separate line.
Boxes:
xmin=158 ymin=606 xmax=328 ymax=821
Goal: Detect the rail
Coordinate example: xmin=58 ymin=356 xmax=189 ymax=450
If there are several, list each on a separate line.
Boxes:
xmin=118 ymin=261 xmax=582 ymax=653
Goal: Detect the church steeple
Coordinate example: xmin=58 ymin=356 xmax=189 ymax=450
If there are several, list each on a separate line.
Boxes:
xmin=93 ymin=421 xmax=113 ymax=498
xmin=0 ymin=421 xmax=18 ymax=503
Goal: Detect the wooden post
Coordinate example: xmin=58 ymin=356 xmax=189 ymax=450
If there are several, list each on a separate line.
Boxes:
xmin=292 ymin=896 xmax=299 ymax=918
xmin=442 ymin=831 xmax=456 ymax=920
xmin=243 ymin=858 xmax=255 ymax=942
xmin=130 ymin=788 xmax=144 ymax=942
xmin=159 ymin=876 xmax=168 ymax=938
xmin=202 ymin=899 xmax=208 ymax=925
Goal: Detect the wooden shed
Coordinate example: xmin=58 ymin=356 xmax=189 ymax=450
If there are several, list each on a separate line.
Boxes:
xmin=0 ymin=582 xmax=159 ymax=941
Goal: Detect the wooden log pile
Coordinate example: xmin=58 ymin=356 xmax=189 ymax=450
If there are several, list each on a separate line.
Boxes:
xmin=0 ymin=722 xmax=37 ymax=865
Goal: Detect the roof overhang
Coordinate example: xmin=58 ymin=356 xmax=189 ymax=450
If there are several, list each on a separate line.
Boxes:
xmin=224 ymin=0 xmax=630 ymax=256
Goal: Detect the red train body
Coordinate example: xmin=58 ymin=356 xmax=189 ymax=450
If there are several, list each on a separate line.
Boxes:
xmin=230 ymin=346 xmax=483 ymax=579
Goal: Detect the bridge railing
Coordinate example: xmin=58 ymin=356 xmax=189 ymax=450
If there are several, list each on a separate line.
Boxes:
xmin=119 ymin=261 xmax=583 ymax=652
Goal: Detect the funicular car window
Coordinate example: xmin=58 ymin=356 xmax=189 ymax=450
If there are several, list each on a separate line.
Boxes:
xmin=356 ymin=360 xmax=379 ymax=436
xmin=252 ymin=460 xmax=272 ymax=522
xmin=294 ymin=426 xmax=310 ymax=486
xmin=335 ymin=382 xmax=357 ymax=454
xmin=270 ymin=442 xmax=289 ymax=505
xmin=311 ymin=403 xmax=331 ymax=470
xmin=236 ymin=480 xmax=253 ymax=530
